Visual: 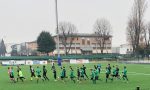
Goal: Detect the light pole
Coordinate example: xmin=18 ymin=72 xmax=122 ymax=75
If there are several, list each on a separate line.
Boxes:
xmin=55 ymin=0 xmax=60 ymax=56
xmin=55 ymin=0 xmax=61 ymax=66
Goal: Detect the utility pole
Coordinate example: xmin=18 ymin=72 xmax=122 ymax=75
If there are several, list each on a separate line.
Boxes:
xmin=55 ymin=0 xmax=62 ymax=66
xmin=55 ymin=0 xmax=60 ymax=56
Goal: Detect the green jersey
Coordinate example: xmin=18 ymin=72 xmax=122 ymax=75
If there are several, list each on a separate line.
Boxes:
xmin=112 ymin=68 xmax=116 ymax=75
xmin=95 ymin=69 xmax=99 ymax=77
xmin=19 ymin=71 xmax=23 ymax=77
xmin=70 ymin=70 xmax=74 ymax=78
xmin=123 ymin=69 xmax=127 ymax=76
xmin=91 ymin=70 xmax=95 ymax=78
xmin=61 ymin=70 xmax=64 ymax=77
xmin=80 ymin=69 xmax=84 ymax=77
xmin=10 ymin=69 xmax=14 ymax=76
xmin=36 ymin=68 xmax=41 ymax=75
xmin=106 ymin=69 xmax=109 ymax=74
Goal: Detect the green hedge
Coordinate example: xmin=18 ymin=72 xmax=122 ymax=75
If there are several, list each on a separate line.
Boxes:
xmin=0 ymin=54 xmax=119 ymax=60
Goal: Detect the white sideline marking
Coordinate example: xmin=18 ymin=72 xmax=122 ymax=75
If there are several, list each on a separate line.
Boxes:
xmin=99 ymin=72 xmax=150 ymax=76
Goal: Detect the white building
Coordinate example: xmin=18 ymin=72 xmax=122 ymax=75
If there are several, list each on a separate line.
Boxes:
xmin=119 ymin=44 xmax=133 ymax=54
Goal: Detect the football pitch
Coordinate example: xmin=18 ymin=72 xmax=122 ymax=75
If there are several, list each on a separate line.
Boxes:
xmin=0 ymin=61 xmax=150 ymax=90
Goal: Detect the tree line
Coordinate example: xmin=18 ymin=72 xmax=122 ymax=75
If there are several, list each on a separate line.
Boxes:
xmin=1 ymin=0 xmax=150 ymax=57
xmin=37 ymin=18 xmax=112 ymax=56
xmin=126 ymin=0 xmax=150 ymax=58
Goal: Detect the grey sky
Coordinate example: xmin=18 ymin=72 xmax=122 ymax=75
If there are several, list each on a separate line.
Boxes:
xmin=0 ymin=0 xmax=150 ymax=47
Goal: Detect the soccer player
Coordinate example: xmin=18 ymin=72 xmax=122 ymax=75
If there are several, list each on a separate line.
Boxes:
xmin=95 ymin=68 xmax=99 ymax=81
xmin=30 ymin=65 xmax=36 ymax=81
xmin=111 ymin=65 xmax=116 ymax=81
xmin=18 ymin=68 xmax=26 ymax=82
xmin=116 ymin=65 xmax=121 ymax=80
xmin=8 ymin=67 xmax=11 ymax=80
xmin=53 ymin=68 xmax=57 ymax=81
xmin=8 ymin=67 xmax=16 ymax=83
xmin=105 ymin=67 xmax=110 ymax=83
xmin=36 ymin=66 xmax=44 ymax=83
xmin=63 ymin=67 xmax=67 ymax=78
xmin=97 ymin=64 xmax=101 ymax=74
xmin=77 ymin=67 xmax=80 ymax=81
xmin=90 ymin=69 xmax=96 ymax=84
xmin=16 ymin=65 xmax=20 ymax=82
xmin=70 ymin=68 xmax=75 ymax=83
xmin=83 ymin=65 xmax=89 ymax=79
xmin=60 ymin=67 xmax=65 ymax=82
xmin=43 ymin=65 xmax=49 ymax=81
xmin=10 ymin=67 xmax=16 ymax=83
xmin=107 ymin=64 xmax=111 ymax=75
xmin=80 ymin=67 xmax=84 ymax=80
xmin=51 ymin=62 xmax=55 ymax=70
xmin=122 ymin=66 xmax=128 ymax=82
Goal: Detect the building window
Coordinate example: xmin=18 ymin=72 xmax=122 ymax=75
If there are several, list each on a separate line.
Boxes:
xmin=87 ymin=40 xmax=90 ymax=45
xmin=127 ymin=49 xmax=129 ymax=51
xmin=82 ymin=39 xmax=85 ymax=45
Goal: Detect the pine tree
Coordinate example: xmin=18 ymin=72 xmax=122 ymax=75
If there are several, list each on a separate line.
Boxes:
xmin=0 ymin=39 xmax=7 ymax=56
xmin=37 ymin=31 xmax=56 ymax=56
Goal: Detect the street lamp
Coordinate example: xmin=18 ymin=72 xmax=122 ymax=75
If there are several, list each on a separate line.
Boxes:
xmin=55 ymin=0 xmax=61 ymax=66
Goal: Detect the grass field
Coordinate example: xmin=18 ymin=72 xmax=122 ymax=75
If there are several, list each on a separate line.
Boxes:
xmin=0 ymin=61 xmax=150 ymax=90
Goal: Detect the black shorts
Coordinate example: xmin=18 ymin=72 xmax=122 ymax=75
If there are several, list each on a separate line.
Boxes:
xmin=95 ymin=76 xmax=98 ymax=80
xmin=81 ymin=75 xmax=84 ymax=78
xmin=91 ymin=77 xmax=94 ymax=80
xmin=54 ymin=74 xmax=57 ymax=79
xmin=112 ymin=75 xmax=116 ymax=77
xmin=31 ymin=73 xmax=35 ymax=77
xmin=10 ymin=75 xmax=14 ymax=78
xmin=19 ymin=77 xmax=25 ymax=79
xmin=43 ymin=73 xmax=47 ymax=77
xmin=70 ymin=76 xmax=75 ymax=79
xmin=37 ymin=75 xmax=41 ymax=78
xmin=61 ymin=76 xmax=64 ymax=79
xmin=116 ymin=73 xmax=119 ymax=77
xmin=106 ymin=74 xmax=109 ymax=78
xmin=123 ymin=75 xmax=127 ymax=77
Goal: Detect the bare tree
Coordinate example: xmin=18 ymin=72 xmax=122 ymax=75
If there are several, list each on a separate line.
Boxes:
xmin=143 ymin=22 xmax=150 ymax=58
xmin=143 ymin=22 xmax=150 ymax=48
xmin=58 ymin=22 xmax=77 ymax=55
xmin=94 ymin=18 xmax=112 ymax=54
xmin=126 ymin=0 xmax=147 ymax=55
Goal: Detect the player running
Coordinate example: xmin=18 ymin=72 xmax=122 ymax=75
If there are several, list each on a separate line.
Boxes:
xmin=122 ymin=66 xmax=128 ymax=82
xmin=53 ymin=68 xmax=57 ymax=81
xmin=83 ymin=65 xmax=89 ymax=79
xmin=60 ymin=67 xmax=65 ymax=83
xmin=116 ymin=65 xmax=121 ymax=80
xmin=90 ymin=69 xmax=96 ymax=84
xmin=97 ymin=64 xmax=101 ymax=74
xmin=107 ymin=64 xmax=111 ymax=75
xmin=95 ymin=68 xmax=99 ymax=81
xmin=8 ymin=67 xmax=16 ymax=83
xmin=105 ymin=67 xmax=112 ymax=83
xmin=111 ymin=65 xmax=116 ymax=81
xmin=30 ymin=65 xmax=36 ymax=81
xmin=43 ymin=65 xmax=49 ymax=81
xmin=36 ymin=66 xmax=44 ymax=83
xmin=77 ymin=67 xmax=80 ymax=81
xmin=70 ymin=68 xmax=75 ymax=83
xmin=18 ymin=68 xmax=26 ymax=82
xmin=16 ymin=65 xmax=20 ymax=82
xmin=80 ymin=67 xmax=84 ymax=81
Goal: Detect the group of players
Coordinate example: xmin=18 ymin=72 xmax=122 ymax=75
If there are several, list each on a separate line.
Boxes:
xmin=7 ymin=63 xmax=128 ymax=84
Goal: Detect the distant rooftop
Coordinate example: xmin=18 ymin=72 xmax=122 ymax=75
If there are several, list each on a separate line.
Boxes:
xmin=53 ymin=33 xmax=112 ymax=37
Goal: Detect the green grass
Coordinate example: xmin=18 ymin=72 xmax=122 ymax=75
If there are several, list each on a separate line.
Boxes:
xmin=0 ymin=61 xmax=150 ymax=90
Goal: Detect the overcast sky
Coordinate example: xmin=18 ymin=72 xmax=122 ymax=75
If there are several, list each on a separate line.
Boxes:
xmin=0 ymin=0 xmax=150 ymax=47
